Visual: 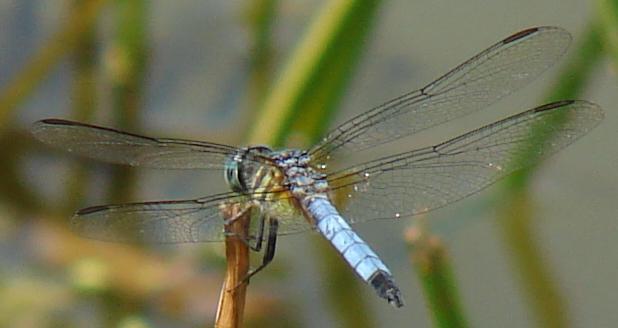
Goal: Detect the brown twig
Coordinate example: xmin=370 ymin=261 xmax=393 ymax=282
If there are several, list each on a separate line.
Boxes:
xmin=215 ymin=203 xmax=251 ymax=328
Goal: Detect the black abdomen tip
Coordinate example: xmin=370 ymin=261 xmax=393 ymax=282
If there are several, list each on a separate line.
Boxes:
xmin=370 ymin=271 xmax=404 ymax=308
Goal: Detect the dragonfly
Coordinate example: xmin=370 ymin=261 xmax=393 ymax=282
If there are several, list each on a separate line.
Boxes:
xmin=32 ymin=26 xmax=603 ymax=308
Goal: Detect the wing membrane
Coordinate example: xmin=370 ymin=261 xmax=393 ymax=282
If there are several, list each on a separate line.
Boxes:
xmin=32 ymin=119 xmax=241 ymax=169
xmin=71 ymin=191 xmax=313 ymax=243
xmin=326 ymin=100 xmax=603 ymax=223
xmin=310 ymin=26 xmax=572 ymax=161
xmin=71 ymin=193 xmax=241 ymax=243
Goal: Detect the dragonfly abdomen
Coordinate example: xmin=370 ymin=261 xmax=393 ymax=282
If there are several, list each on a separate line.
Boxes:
xmin=304 ymin=196 xmax=404 ymax=307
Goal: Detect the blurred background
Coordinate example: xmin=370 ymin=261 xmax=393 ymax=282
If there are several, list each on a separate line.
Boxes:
xmin=0 ymin=0 xmax=616 ymax=327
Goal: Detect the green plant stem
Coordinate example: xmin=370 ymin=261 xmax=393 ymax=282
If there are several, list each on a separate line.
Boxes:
xmin=69 ymin=1 xmax=99 ymax=123
xmin=106 ymin=0 xmax=148 ymax=204
xmin=64 ymin=0 xmax=100 ymax=214
xmin=543 ymin=23 xmax=604 ymax=102
xmin=407 ymin=227 xmax=468 ymax=328
xmin=98 ymin=2 xmax=149 ymax=326
xmin=318 ymin=238 xmax=375 ymax=328
xmin=246 ymin=0 xmax=383 ymax=146
xmin=497 ymin=22 xmax=604 ymax=328
xmin=0 ymin=0 xmax=108 ymax=130
xmin=597 ymin=0 xmax=618 ymax=69
xmin=498 ymin=191 xmax=567 ymax=328
xmin=245 ymin=0 xmax=278 ymax=109
xmin=244 ymin=0 xmax=383 ymax=325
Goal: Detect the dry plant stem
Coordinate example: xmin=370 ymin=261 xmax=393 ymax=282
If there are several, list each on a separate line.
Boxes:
xmin=215 ymin=204 xmax=251 ymax=328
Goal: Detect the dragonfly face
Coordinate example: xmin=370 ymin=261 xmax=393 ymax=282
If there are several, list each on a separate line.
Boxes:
xmin=31 ymin=26 xmax=604 ymax=308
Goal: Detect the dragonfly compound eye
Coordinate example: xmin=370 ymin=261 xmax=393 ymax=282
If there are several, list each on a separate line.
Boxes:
xmin=224 ymin=156 xmax=245 ymax=193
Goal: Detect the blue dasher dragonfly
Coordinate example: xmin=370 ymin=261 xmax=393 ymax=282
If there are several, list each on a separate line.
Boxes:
xmin=32 ymin=26 xmax=603 ymax=308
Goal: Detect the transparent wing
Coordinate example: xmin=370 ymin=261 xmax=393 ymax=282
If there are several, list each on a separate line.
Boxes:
xmin=325 ymin=100 xmax=603 ymax=224
xmin=71 ymin=191 xmax=314 ymax=243
xmin=71 ymin=192 xmax=242 ymax=243
xmin=310 ymin=26 xmax=572 ymax=161
xmin=31 ymin=119 xmax=244 ymax=169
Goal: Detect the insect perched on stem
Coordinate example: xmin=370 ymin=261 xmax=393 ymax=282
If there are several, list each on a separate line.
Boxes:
xmin=32 ymin=26 xmax=603 ymax=307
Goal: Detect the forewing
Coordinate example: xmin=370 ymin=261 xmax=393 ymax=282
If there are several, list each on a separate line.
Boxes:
xmin=310 ymin=27 xmax=572 ymax=161
xmin=32 ymin=119 xmax=241 ymax=169
xmin=326 ymin=100 xmax=603 ymax=223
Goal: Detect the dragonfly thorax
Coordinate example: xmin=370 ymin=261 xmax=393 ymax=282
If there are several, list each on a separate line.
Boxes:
xmin=224 ymin=147 xmax=328 ymax=197
xmin=273 ymin=149 xmax=329 ymax=198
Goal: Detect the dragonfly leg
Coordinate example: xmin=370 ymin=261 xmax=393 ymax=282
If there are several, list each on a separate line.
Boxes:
xmin=248 ymin=213 xmax=265 ymax=252
xmin=222 ymin=204 xmax=264 ymax=251
xmin=224 ymin=212 xmax=265 ymax=252
xmin=238 ymin=217 xmax=279 ymax=285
